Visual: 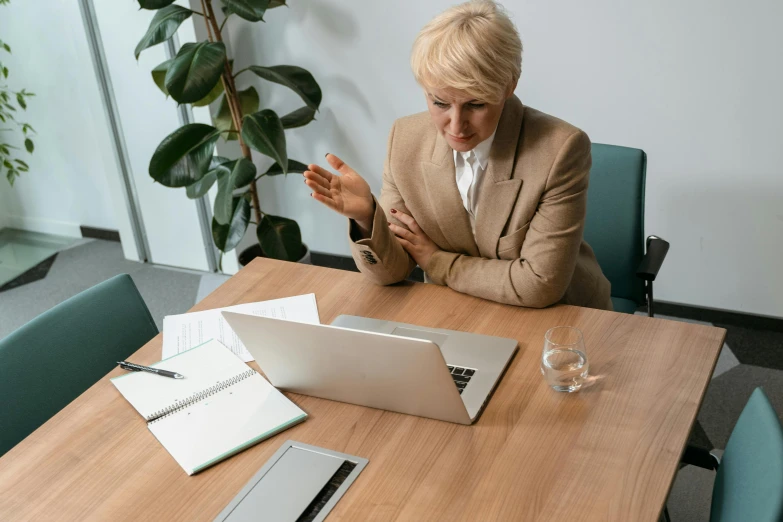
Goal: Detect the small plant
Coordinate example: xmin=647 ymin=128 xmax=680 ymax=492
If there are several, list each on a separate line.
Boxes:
xmin=136 ymin=0 xmax=321 ymax=262
xmin=0 ymin=0 xmax=36 ymax=186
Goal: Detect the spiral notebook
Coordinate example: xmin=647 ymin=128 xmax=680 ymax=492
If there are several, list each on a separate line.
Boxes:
xmin=111 ymin=339 xmax=307 ymax=475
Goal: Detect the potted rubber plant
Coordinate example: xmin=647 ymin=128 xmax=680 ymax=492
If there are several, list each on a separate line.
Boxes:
xmin=135 ymin=0 xmax=321 ymax=264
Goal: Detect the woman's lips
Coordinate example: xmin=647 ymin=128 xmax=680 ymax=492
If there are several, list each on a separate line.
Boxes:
xmin=449 ymin=133 xmax=474 ymax=143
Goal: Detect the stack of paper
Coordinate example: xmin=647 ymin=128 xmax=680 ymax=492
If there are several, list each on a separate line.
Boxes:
xmin=162 ymin=293 xmax=320 ymax=362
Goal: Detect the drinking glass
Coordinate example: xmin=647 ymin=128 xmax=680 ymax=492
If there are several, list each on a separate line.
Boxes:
xmin=541 ymin=326 xmax=588 ymax=392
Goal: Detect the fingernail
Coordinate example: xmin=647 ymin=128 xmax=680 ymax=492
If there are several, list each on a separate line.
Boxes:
xmin=324 ymin=152 xmax=330 ymax=158
xmin=390 ymin=208 xmax=397 ymax=214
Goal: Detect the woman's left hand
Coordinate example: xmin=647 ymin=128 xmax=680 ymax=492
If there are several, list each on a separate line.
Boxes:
xmin=388 ymin=208 xmax=440 ymax=270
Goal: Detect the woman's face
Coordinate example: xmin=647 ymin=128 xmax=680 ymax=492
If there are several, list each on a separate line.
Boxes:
xmin=425 ymin=84 xmax=514 ymax=152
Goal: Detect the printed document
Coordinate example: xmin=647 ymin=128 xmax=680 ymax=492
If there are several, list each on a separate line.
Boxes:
xmin=162 ymin=293 xmax=319 ymax=362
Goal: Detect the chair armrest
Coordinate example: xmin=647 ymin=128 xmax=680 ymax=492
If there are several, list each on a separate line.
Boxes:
xmin=636 ymin=236 xmax=670 ymax=281
xmin=681 ymin=444 xmax=720 ymax=470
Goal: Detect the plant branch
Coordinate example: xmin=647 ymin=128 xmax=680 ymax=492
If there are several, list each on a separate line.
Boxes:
xmin=232 ymin=67 xmax=249 ymax=78
xmin=202 ymin=0 xmax=263 ymax=225
xmin=219 ymin=14 xmax=230 ymax=33
xmin=200 ymin=0 xmax=214 ymax=41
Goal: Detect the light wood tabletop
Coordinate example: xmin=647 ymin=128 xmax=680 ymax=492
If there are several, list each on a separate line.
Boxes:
xmin=0 ymin=259 xmax=726 ymax=521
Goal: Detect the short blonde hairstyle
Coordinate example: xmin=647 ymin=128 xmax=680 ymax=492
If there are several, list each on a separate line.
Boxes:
xmin=411 ymin=0 xmax=522 ymax=104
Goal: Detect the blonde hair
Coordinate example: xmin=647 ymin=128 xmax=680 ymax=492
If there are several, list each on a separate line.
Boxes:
xmin=410 ymin=0 xmax=522 ymax=104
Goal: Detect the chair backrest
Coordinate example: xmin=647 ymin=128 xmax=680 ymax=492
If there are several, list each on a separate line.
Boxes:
xmin=0 ymin=274 xmax=158 ymax=457
xmin=711 ymin=388 xmax=783 ymax=522
xmin=584 ymin=143 xmax=647 ymax=305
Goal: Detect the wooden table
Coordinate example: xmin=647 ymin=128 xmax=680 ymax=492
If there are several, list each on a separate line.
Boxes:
xmin=0 ymin=259 xmax=726 ymax=521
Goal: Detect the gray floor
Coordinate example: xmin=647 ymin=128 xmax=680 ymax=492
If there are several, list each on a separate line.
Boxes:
xmin=0 ymin=239 xmax=228 ymax=336
xmin=1 ymin=239 xmax=781 ymax=522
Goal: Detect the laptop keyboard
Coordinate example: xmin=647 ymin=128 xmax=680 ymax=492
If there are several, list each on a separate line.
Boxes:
xmin=447 ymin=365 xmax=476 ymax=394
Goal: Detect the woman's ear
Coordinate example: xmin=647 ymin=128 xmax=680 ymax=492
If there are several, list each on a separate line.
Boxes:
xmin=506 ymin=80 xmax=518 ymax=99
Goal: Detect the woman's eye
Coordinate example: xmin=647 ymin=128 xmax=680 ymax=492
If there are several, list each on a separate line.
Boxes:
xmin=468 ymin=103 xmax=485 ymax=109
xmin=433 ymin=101 xmax=449 ymax=109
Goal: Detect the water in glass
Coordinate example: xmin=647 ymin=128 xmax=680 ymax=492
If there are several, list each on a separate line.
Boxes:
xmin=541 ymin=326 xmax=588 ymax=392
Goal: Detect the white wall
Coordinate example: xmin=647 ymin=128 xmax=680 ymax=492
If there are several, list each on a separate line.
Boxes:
xmin=92 ymin=1 xmax=210 ymax=271
xmin=224 ymin=0 xmax=783 ymax=318
xmin=0 ymin=0 xmax=119 ymax=236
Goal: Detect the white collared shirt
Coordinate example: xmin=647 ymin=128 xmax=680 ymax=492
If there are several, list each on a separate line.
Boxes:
xmin=453 ymin=130 xmax=496 ymax=235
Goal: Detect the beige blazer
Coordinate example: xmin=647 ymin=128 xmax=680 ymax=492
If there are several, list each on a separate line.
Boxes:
xmin=349 ymin=95 xmax=612 ymax=310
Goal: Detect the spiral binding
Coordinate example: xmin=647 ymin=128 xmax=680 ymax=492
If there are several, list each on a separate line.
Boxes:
xmin=146 ymin=369 xmax=256 ymax=423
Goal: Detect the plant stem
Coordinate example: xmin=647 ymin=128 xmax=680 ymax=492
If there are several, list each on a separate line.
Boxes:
xmin=232 ymin=67 xmax=249 ymax=78
xmin=219 ymin=14 xmax=230 ymax=33
xmin=200 ymin=0 xmax=213 ymax=41
xmin=202 ymin=0 xmax=263 ymax=226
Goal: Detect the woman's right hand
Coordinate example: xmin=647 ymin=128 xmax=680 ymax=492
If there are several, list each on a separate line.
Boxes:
xmin=304 ymin=154 xmax=375 ymax=229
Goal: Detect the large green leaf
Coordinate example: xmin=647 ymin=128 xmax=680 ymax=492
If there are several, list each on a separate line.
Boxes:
xmin=185 ymin=169 xmax=217 ymax=199
xmin=213 ymin=86 xmax=259 ymax=138
xmin=257 ymin=214 xmax=303 ymax=261
xmin=269 ymin=0 xmax=286 ymax=7
xmin=165 ymin=42 xmax=226 ymax=104
xmin=281 ymin=106 xmax=316 ymax=129
xmin=232 ymin=158 xmax=257 ymax=188
xmin=263 ymin=159 xmax=308 ymax=176
xmin=151 ymin=59 xmax=172 ymax=96
xmin=212 ymin=197 xmax=250 ymax=252
xmin=241 ymin=110 xmax=287 ymax=172
xmin=138 ymin=0 xmax=176 ymax=9
xmin=222 ymin=0 xmax=270 ymax=22
xmin=185 ymin=156 xmax=230 ymax=199
xmin=134 ymin=5 xmax=193 ymax=59
xmin=191 ymin=77 xmax=224 ymax=107
xmin=248 ymin=66 xmax=321 ymax=109
xmin=154 ymin=59 xmax=225 ymax=106
xmin=149 ymin=123 xmax=221 ymax=187
xmin=214 ymin=158 xmax=256 ymax=224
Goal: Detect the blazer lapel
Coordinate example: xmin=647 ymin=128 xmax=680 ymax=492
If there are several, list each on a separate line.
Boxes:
xmin=474 ymin=97 xmax=525 ymax=258
xmin=420 ymin=131 xmax=480 ymax=256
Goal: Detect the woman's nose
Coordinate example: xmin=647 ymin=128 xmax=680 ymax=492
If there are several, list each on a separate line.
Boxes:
xmin=449 ymin=110 xmax=467 ymax=135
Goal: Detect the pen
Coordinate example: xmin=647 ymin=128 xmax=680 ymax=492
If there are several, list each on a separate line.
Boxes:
xmin=117 ymin=361 xmax=185 ymax=379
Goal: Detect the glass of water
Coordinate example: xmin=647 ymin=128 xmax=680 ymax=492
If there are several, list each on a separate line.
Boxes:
xmin=541 ymin=326 xmax=588 ymax=392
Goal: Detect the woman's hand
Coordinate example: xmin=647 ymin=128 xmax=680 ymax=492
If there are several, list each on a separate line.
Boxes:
xmin=304 ymin=154 xmax=375 ymax=230
xmin=388 ymin=209 xmax=440 ymax=270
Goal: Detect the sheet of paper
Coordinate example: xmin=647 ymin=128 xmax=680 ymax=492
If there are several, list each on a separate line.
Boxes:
xmin=162 ymin=293 xmax=320 ymax=362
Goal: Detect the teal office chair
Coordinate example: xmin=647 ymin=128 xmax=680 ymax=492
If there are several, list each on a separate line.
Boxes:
xmin=671 ymin=388 xmax=783 ymax=522
xmin=585 ymin=143 xmax=670 ymax=316
xmin=0 ymin=274 xmax=158 ymax=457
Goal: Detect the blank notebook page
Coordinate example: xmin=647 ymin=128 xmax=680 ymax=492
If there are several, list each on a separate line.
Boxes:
xmin=148 ymin=371 xmax=305 ymax=474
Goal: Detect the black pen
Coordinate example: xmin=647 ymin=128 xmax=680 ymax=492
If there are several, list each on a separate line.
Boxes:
xmin=117 ymin=361 xmax=185 ymax=379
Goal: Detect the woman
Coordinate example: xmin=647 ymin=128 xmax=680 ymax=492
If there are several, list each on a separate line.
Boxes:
xmin=303 ymin=0 xmax=611 ymax=310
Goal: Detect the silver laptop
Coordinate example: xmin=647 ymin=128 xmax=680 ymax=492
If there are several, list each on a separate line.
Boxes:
xmin=221 ymin=313 xmax=518 ymax=425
